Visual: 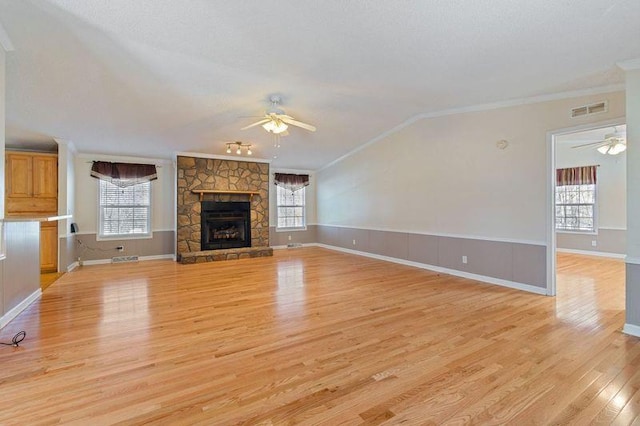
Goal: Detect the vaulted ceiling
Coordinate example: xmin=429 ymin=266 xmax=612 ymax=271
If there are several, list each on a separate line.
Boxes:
xmin=1 ymin=0 xmax=639 ymax=170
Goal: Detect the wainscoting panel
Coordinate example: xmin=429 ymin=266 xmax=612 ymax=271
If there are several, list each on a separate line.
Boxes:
xmin=626 ymin=262 xmax=640 ymax=330
xmin=71 ymin=230 xmax=176 ymax=264
xmin=3 ymin=221 xmax=40 ymax=314
xmin=407 ymin=233 xmax=439 ymax=266
xmin=556 ymin=228 xmax=626 ymax=255
xmin=316 ymin=225 xmax=547 ymax=290
xmin=269 ymin=225 xmax=318 ymax=246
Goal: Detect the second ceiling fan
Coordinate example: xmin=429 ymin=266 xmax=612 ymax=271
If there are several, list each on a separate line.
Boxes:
xmin=241 ymin=96 xmax=316 ymax=135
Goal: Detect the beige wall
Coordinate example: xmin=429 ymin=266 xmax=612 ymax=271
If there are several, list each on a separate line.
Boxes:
xmin=316 ymin=91 xmax=625 ymax=293
xmin=317 ymin=91 xmax=625 ymax=243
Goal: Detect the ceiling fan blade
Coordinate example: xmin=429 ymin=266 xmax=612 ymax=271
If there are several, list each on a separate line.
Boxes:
xmin=571 ymin=140 xmax=607 ymax=149
xmin=240 ymin=118 xmax=270 ymax=130
xmin=280 ymin=116 xmax=316 ymax=132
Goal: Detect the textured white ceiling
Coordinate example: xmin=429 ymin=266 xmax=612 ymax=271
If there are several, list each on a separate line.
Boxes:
xmin=1 ymin=0 xmax=639 ymax=169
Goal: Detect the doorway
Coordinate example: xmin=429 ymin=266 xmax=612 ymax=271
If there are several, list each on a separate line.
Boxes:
xmin=547 ymin=119 xmax=626 ymax=296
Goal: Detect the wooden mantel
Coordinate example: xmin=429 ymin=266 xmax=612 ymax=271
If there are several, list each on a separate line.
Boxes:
xmin=191 ymin=189 xmax=260 ymax=202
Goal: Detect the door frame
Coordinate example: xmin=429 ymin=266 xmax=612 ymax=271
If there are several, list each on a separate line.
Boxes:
xmin=546 ymin=116 xmax=626 ymax=296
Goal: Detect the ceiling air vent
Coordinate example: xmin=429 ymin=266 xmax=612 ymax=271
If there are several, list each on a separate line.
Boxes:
xmin=571 ymin=101 xmax=608 ymax=118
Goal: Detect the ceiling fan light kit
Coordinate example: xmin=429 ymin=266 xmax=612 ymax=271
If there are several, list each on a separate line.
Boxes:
xmin=262 ymin=120 xmax=288 ymax=134
xmin=597 ymin=141 xmax=626 ymax=155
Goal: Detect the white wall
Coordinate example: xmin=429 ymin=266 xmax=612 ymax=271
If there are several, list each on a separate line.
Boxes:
xmin=74 ymin=154 xmax=175 ymax=235
xmin=556 ymin=139 xmax=626 ymax=230
xmin=628 ymin=70 xmax=640 ymax=260
xmin=317 ymin=91 xmax=625 ymax=244
xmin=0 ymin=46 xmax=5 ymax=219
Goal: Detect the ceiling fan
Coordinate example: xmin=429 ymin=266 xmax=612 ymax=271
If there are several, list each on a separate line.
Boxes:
xmin=572 ymin=127 xmax=627 ymax=155
xmin=241 ymin=96 xmax=316 ymax=135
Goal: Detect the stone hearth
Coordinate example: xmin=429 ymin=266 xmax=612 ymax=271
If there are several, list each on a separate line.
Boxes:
xmin=176 ymin=156 xmax=270 ymax=262
xmin=179 ymin=247 xmax=273 ymax=264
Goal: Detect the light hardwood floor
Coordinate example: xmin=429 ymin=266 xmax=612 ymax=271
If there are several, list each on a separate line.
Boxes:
xmin=0 ymin=248 xmax=637 ymax=425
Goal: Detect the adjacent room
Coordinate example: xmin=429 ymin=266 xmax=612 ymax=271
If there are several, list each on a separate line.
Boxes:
xmin=0 ymin=1 xmax=640 ymax=424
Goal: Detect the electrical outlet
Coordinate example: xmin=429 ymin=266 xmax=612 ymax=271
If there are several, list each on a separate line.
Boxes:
xmin=288 ymin=235 xmax=292 ymax=241
xmin=462 ymin=255 xmax=468 ymax=264
xmin=353 ymin=239 xmax=356 ymax=245
xmin=591 ymin=240 xmax=597 ymax=247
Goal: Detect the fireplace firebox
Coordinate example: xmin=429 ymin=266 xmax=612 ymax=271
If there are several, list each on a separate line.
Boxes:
xmin=201 ymin=201 xmax=251 ymax=250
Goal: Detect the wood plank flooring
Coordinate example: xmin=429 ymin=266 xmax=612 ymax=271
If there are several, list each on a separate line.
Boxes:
xmin=0 ymin=248 xmax=637 ymax=425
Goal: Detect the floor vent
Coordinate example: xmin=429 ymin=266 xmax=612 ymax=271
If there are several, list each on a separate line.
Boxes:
xmin=112 ymin=255 xmax=139 ymax=263
xmin=571 ymin=101 xmax=607 ymax=118
xmin=287 ymin=243 xmax=303 ymax=248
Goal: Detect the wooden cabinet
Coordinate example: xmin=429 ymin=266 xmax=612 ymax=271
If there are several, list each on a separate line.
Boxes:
xmin=40 ymin=221 xmax=58 ymax=273
xmin=6 ymin=152 xmax=58 ymax=214
xmin=5 ymin=151 xmax=59 ymax=272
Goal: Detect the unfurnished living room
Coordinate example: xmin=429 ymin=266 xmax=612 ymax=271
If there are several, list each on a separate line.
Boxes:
xmin=1 ymin=1 xmax=640 ymax=424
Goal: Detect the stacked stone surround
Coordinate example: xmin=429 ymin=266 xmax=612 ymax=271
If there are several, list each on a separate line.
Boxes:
xmin=176 ymin=156 xmax=270 ymax=262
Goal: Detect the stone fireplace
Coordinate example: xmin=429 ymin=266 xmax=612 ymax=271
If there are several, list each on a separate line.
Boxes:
xmin=176 ymin=156 xmax=271 ymax=263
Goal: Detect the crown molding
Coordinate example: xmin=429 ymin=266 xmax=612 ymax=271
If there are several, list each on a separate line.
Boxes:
xmin=0 ymin=23 xmax=14 ymax=52
xmin=318 ymin=84 xmax=625 ymax=172
xmin=176 ymin=151 xmax=272 ymax=164
xmin=617 ymin=58 xmax=640 ymax=71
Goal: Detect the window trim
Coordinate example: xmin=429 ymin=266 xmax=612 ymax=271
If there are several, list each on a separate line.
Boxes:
xmin=96 ymin=179 xmax=153 ymax=241
xmin=275 ymin=185 xmax=307 ymax=231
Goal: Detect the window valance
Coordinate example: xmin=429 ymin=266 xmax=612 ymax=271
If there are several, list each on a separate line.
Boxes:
xmin=91 ymin=161 xmax=158 ymax=188
xmin=556 ymin=165 xmax=597 ymax=187
xmin=274 ymin=173 xmax=309 ymax=192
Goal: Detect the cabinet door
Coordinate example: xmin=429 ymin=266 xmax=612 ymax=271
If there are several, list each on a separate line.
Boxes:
xmin=6 ymin=153 xmax=33 ymax=198
xmin=40 ymin=222 xmax=58 ymax=273
xmin=33 ymin=155 xmax=58 ymax=198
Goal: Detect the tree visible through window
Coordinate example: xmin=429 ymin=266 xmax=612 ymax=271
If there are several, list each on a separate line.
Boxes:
xmin=555 ymin=183 xmax=596 ymax=232
xmin=99 ymin=179 xmax=151 ymax=237
xmin=276 ymin=185 xmax=305 ymax=229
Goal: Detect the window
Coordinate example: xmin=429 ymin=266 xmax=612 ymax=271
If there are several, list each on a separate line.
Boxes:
xmin=99 ymin=179 xmax=151 ymax=238
xmin=276 ymin=185 xmax=305 ymax=229
xmin=555 ymin=183 xmax=596 ymax=232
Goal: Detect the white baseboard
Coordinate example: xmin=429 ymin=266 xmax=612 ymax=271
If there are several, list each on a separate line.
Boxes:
xmin=67 ymin=261 xmax=79 ymax=272
xmin=0 ymin=289 xmax=42 ymax=330
xmin=623 ymin=323 xmax=640 ymax=338
xmin=556 ymin=248 xmax=626 ymax=259
xmin=316 ymin=244 xmax=548 ymax=296
xmin=79 ymin=254 xmax=175 ymax=266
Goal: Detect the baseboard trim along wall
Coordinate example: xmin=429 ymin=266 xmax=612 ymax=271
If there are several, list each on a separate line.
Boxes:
xmin=556 ymin=248 xmax=626 ymax=259
xmin=317 ymin=243 xmax=548 ymax=296
xmin=316 ymin=224 xmax=547 ymax=292
xmin=78 ymin=254 xmax=176 ymax=267
xmin=0 ymin=289 xmax=41 ymax=330
xmin=623 ymin=323 xmax=640 ymax=338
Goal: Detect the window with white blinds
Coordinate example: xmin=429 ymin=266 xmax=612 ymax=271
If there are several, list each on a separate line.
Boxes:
xmin=276 ymin=185 xmax=306 ymax=229
xmin=98 ymin=179 xmax=151 ymax=238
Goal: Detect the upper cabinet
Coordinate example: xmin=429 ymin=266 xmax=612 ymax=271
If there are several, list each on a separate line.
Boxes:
xmin=5 ymin=151 xmax=58 ymax=215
